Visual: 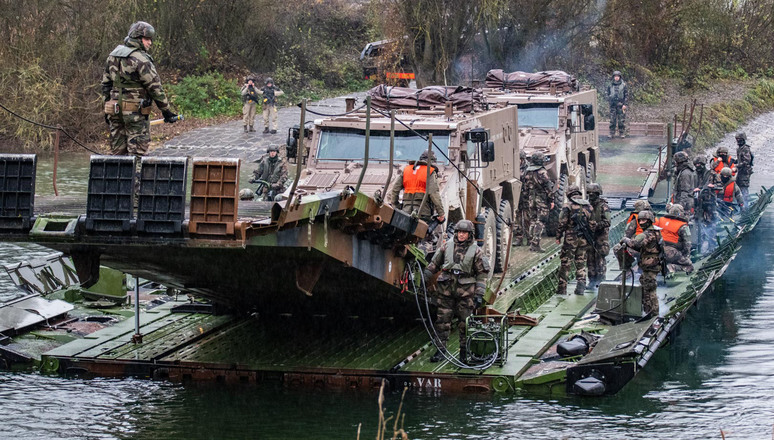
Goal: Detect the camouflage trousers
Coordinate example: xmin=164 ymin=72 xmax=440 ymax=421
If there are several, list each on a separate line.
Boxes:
xmin=664 ymin=245 xmax=694 ymax=273
xmin=528 ymin=204 xmax=549 ymax=248
xmin=587 ymin=235 xmax=610 ymax=281
xmin=435 ymin=282 xmax=475 ymax=351
xmin=609 ymin=102 xmax=625 ymax=133
xmin=740 ymin=185 xmax=750 ymax=207
xmin=557 ymin=234 xmax=588 ymax=294
xmin=109 ymin=112 xmax=150 ymax=156
xmin=242 ymin=101 xmax=257 ymax=126
xmin=639 ymin=270 xmax=659 ymax=316
xmin=263 ymin=105 xmax=279 ymax=130
xmin=514 ymin=204 xmax=529 ymax=246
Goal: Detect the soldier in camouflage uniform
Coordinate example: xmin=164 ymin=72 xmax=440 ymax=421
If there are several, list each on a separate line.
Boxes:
xmin=624 ymin=200 xmax=652 ymax=239
xmin=556 ymin=184 xmax=593 ymax=295
xmin=671 ymin=151 xmax=696 ymax=214
xmin=735 ymin=132 xmax=754 ymax=205
xmin=424 ymin=220 xmax=490 ymax=363
xmin=586 ymin=183 xmax=611 ymax=284
xmin=241 ymin=78 xmax=259 ymax=133
xmin=620 ymin=210 xmax=662 ymax=317
xmin=606 ymin=70 xmax=628 ymax=138
xmin=514 ymin=151 xmax=529 ymax=246
xmin=101 ymin=21 xmax=177 ymax=157
xmin=655 ymin=204 xmax=694 ymax=274
xmin=522 ymin=152 xmax=555 ymax=252
xmin=258 ymin=78 xmax=284 ymax=134
xmin=250 ymin=145 xmax=289 ymax=201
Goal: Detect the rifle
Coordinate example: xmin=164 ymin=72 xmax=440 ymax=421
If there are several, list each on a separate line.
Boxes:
xmin=657 ymin=237 xmax=668 ymax=277
xmin=571 ymin=209 xmax=599 ymax=255
xmin=426 ymin=214 xmax=443 ymax=236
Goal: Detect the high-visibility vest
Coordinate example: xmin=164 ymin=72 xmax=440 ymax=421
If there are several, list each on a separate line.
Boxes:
xmin=627 ymin=212 xmax=643 ymax=235
xmin=722 ymin=182 xmax=735 ymax=203
xmin=712 ymin=157 xmax=736 ymax=174
xmin=655 ymin=216 xmax=686 ymax=244
xmin=402 ymin=164 xmax=428 ymax=194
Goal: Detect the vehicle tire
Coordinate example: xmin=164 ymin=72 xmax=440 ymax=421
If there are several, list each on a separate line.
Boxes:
xmin=494 ymin=200 xmax=512 ymax=273
xmin=478 ymin=207 xmax=497 ymax=279
xmin=586 ymin=161 xmax=595 ymax=184
xmin=546 ymin=172 xmax=568 ymax=237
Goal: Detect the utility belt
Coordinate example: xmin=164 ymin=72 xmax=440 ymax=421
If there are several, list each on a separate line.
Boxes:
xmin=104 ymin=100 xmax=151 ymax=115
xmin=441 ymin=269 xmax=475 ymax=284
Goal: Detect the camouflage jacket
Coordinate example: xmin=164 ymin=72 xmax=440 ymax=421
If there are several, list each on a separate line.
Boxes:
xmin=695 ymin=167 xmax=720 ymax=189
xmin=522 ymin=166 xmax=553 ymax=208
xmin=518 ymin=161 xmax=528 ymax=208
xmin=428 ymin=238 xmax=490 ymax=295
xmin=673 ymin=163 xmax=696 ymax=210
xmin=253 ymin=155 xmax=289 ymax=189
xmin=629 ymin=227 xmax=662 ymax=271
xmin=736 ymin=143 xmax=753 ymax=185
xmin=590 ymin=197 xmax=611 ymax=238
xmin=556 ymin=198 xmax=593 ymax=242
xmin=241 ymin=85 xmax=259 ymax=104
xmin=101 ymin=38 xmax=170 ymax=110
xmin=258 ymin=86 xmax=284 ymax=106
xmin=697 ymin=186 xmax=717 ymax=223
xmin=389 ymin=161 xmax=444 ymax=220
xmin=607 ymin=80 xmax=628 ymax=104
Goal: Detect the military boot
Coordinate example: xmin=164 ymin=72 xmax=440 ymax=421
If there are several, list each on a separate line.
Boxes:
xmin=529 ymin=243 xmax=544 ymax=253
xmin=458 ymin=347 xmax=467 ymax=364
xmin=249 ymin=125 xmax=255 ymax=132
xmin=574 ymin=281 xmax=586 ymax=295
xmin=270 ymin=129 xmax=277 ymax=134
xmin=263 ymin=127 xmax=270 ymax=134
xmin=243 ymin=125 xmax=248 ymax=133
xmin=429 ymin=350 xmax=443 ymax=363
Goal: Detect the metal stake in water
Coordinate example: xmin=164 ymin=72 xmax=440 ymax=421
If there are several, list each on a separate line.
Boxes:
xmin=132 ymin=275 xmax=143 ymax=343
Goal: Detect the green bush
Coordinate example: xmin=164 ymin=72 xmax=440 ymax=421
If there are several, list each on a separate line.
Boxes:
xmin=167 ymin=72 xmax=242 ymax=119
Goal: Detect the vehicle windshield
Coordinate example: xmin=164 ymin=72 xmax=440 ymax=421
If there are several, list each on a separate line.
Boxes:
xmin=517 ymin=103 xmax=560 ymax=129
xmin=316 ymin=128 xmax=450 ymax=162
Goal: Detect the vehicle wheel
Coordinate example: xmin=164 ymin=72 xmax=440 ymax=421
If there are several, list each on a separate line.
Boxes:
xmin=586 ymin=161 xmax=596 ymax=184
xmin=478 ymin=208 xmax=497 ymax=279
xmin=546 ymin=172 xmax=568 ymax=237
xmin=494 ymin=200 xmax=512 ymax=273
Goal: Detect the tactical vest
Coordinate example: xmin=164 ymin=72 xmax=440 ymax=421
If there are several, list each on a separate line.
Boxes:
xmin=262 ymin=86 xmax=276 ymax=105
xmin=655 ymin=216 xmax=686 ymax=245
xmin=402 ymin=164 xmax=428 ymax=194
xmin=627 ymin=212 xmax=643 ymax=235
xmin=257 ymin=157 xmax=283 ymax=182
xmin=721 ymin=182 xmax=736 ymax=203
xmin=609 ymin=82 xmax=625 ymax=101
xmin=441 ymin=240 xmax=478 ymax=284
xmin=525 ymin=168 xmax=548 ymax=201
xmin=639 ymin=229 xmax=662 ymax=270
xmin=712 ymin=157 xmax=736 ymax=174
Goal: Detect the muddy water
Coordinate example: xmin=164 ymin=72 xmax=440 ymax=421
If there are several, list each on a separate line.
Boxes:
xmin=2 ymin=117 xmax=774 ymax=439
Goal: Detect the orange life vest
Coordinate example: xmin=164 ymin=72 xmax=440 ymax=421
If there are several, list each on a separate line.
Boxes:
xmin=655 ymin=216 xmax=686 ymax=244
xmin=712 ymin=157 xmax=736 ymax=175
xmin=402 ymin=164 xmax=428 ymax=194
xmin=627 ymin=212 xmax=643 ymax=235
xmin=721 ymin=181 xmax=735 ymax=203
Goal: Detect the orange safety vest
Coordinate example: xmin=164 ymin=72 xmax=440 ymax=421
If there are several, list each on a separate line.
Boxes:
xmin=712 ymin=157 xmax=736 ymax=174
xmin=655 ymin=216 xmax=686 ymax=244
xmin=402 ymin=164 xmax=428 ymax=194
xmin=627 ymin=212 xmax=643 ymax=235
xmin=721 ymin=181 xmax=735 ymax=203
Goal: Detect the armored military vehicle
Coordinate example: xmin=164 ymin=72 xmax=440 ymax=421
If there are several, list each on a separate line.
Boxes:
xmin=484 ymin=70 xmax=599 ymax=234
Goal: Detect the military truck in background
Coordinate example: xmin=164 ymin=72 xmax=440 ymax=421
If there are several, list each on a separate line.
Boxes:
xmin=360 ymin=39 xmax=416 ymax=87
xmin=288 ymin=85 xmax=521 ymax=274
xmin=483 ymin=70 xmax=599 ymax=235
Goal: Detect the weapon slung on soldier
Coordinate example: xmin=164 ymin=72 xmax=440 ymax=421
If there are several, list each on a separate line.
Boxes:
xmin=150 ymin=114 xmax=184 ymax=126
xmin=571 ymin=211 xmax=599 ymax=254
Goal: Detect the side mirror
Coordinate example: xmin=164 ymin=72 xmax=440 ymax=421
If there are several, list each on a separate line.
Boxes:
xmin=481 ymin=141 xmax=495 ymax=162
xmin=286 ymin=125 xmax=300 ymax=159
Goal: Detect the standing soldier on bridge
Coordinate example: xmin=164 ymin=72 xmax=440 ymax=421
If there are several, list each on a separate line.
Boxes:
xmin=522 ymin=152 xmax=555 ymax=253
xmin=555 ymin=184 xmax=593 ymax=295
xmin=620 ymin=210 xmax=663 ymax=318
xmin=734 ymin=132 xmax=754 ymax=205
xmin=241 ymin=77 xmax=259 ymax=133
xmin=424 ymin=220 xmax=490 ymax=363
xmin=102 ymin=21 xmax=178 ymax=157
xmin=606 ymin=70 xmax=628 ymax=138
xmin=716 ymin=167 xmax=744 ymax=212
xmin=249 ymin=145 xmax=289 ymax=201
xmin=586 ymin=183 xmax=611 ymax=285
xmin=711 ymin=146 xmax=736 ymax=177
xmin=655 ymin=204 xmax=694 ymax=274
xmin=671 ymin=151 xmax=696 ymax=214
xmin=514 ymin=150 xmax=529 ymax=246
xmin=258 ymin=78 xmax=284 ymax=134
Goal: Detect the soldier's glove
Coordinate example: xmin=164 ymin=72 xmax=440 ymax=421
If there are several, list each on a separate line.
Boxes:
xmin=161 ymin=109 xmax=179 ymax=124
xmin=621 ymin=237 xmax=633 ymax=247
xmin=473 ymin=295 xmax=484 ymax=309
xmin=248 ymin=177 xmax=256 ymax=184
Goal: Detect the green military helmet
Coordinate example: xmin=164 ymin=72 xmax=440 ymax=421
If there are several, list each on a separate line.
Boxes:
xmin=266 ymin=77 xmax=274 ymax=85
xmin=716 ymin=145 xmax=729 ymax=156
xmin=519 ymin=150 xmax=527 ymax=160
xmin=454 ymin=219 xmax=475 ymax=233
xmin=267 ymin=145 xmax=280 ymax=153
xmin=567 ymin=184 xmax=582 ymax=197
xmin=735 ymin=132 xmax=747 ymax=141
xmin=633 ymin=199 xmax=651 ymax=212
xmin=693 ymin=154 xmax=707 ymax=167
xmin=673 ymin=151 xmax=689 ymax=164
xmin=612 ymin=70 xmax=622 ymax=79
xmin=530 ymin=151 xmax=545 ymax=166
xmin=128 ymin=21 xmax=156 ymax=40
xmin=638 ymin=210 xmax=655 ymax=223
xmin=720 ymin=167 xmax=733 ymax=178
xmin=669 ymin=203 xmax=685 ymax=217
xmin=239 ymin=188 xmax=255 ymax=200
xmin=586 ymin=183 xmax=603 ymax=195
xmin=419 ymin=150 xmax=436 ymax=162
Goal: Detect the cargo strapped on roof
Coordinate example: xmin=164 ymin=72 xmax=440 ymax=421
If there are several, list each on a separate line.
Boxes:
xmin=485 ymin=69 xmax=578 ymax=93
xmin=367 ymin=84 xmax=485 ymax=112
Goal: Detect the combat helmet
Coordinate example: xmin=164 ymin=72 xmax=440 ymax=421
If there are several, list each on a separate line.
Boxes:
xmin=586 ymin=183 xmax=603 ymax=195
xmin=267 ymin=145 xmax=280 ymax=153
xmin=638 ymin=210 xmax=655 ymax=223
xmin=530 ymin=151 xmax=545 ymax=166
xmin=566 ymin=184 xmax=582 ymax=198
xmin=266 ymin=77 xmax=274 ymax=85
xmin=128 ymin=21 xmax=156 ymax=40
xmin=454 ymin=220 xmax=475 ymax=241
xmin=520 ymin=150 xmax=527 ymax=160
xmin=419 ymin=150 xmax=436 ymax=162
xmin=669 ymin=203 xmax=685 ymax=218
xmin=612 ymin=70 xmax=622 ymax=79
xmin=720 ymin=167 xmax=733 ymax=178
xmin=693 ymin=155 xmax=707 ymax=167
xmin=633 ymin=199 xmax=651 ymax=212
xmin=735 ymin=132 xmax=747 ymax=141
xmin=673 ymin=151 xmax=689 ymax=164
xmin=238 ymin=188 xmax=255 ymax=200
xmin=716 ymin=145 xmax=729 ymax=156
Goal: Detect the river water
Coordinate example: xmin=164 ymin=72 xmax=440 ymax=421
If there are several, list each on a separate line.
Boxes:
xmin=2 ymin=122 xmax=774 ymax=439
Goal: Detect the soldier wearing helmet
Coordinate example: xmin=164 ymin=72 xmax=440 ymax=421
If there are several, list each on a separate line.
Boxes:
xmin=520 ymin=151 xmax=555 ymax=252
xmin=654 ymin=204 xmax=694 ymax=274
xmin=624 ymin=199 xmax=652 ymax=239
xmin=241 ymin=77 xmax=260 ymax=133
xmin=250 ymin=145 xmax=289 ymax=201
xmin=716 ymin=166 xmax=744 ymax=209
xmin=586 ymin=183 xmax=611 ymax=283
xmin=257 ymin=77 xmax=284 ymax=134
xmin=711 ymin=144 xmax=736 ymax=177
xmin=620 ymin=208 xmax=663 ymax=318
xmin=424 ymin=219 xmax=491 ymax=363
xmin=606 ymin=70 xmax=628 ymax=138
xmin=671 ymin=151 xmax=696 ymax=214
xmin=101 ymin=21 xmax=177 ymax=159
xmin=734 ymin=132 xmax=754 ymax=204
xmin=555 ymin=184 xmax=593 ymax=295
xmin=514 ymin=150 xmax=529 ymax=246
